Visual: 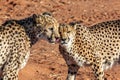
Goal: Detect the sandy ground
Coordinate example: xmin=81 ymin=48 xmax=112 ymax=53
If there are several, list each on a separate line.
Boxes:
xmin=0 ymin=0 xmax=120 ymax=80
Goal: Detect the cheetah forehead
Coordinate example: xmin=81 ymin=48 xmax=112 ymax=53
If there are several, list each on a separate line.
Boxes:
xmin=59 ymin=22 xmax=83 ymax=34
xmin=33 ymin=13 xmax=59 ymax=28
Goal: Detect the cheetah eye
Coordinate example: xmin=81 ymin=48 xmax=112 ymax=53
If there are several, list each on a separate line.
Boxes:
xmin=67 ymin=31 xmax=70 ymax=33
xmin=49 ymin=28 xmax=53 ymax=31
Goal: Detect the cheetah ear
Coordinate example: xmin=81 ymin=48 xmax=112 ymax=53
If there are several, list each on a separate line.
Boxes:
xmin=69 ymin=20 xmax=84 ymax=29
xmin=42 ymin=12 xmax=52 ymax=16
xmin=32 ymin=14 xmax=38 ymax=20
xmin=69 ymin=22 xmax=77 ymax=30
xmin=32 ymin=14 xmax=39 ymax=23
xmin=69 ymin=22 xmax=76 ymax=26
xmin=69 ymin=20 xmax=83 ymax=26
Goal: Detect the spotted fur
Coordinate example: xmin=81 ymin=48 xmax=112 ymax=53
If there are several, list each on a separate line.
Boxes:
xmin=55 ymin=20 xmax=120 ymax=80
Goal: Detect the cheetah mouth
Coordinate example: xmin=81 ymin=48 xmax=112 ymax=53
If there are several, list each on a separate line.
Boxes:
xmin=47 ymin=37 xmax=60 ymax=43
xmin=60 ymin=38 xmax=69 ymax=45
xmin=61 ymin=41 xmax=67 ymax=44
xmin=55 ymin=38 xmax=60 ymax=43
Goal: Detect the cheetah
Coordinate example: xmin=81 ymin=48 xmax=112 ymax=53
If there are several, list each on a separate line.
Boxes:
xmin=0 ymin=12 xmax=59 ymax=80
xmin=49 ymin=20 xmax=120 ymax=80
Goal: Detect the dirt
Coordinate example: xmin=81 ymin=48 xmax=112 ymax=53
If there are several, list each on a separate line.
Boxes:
xmin=0 ymin=0 xmax=120 ymax=80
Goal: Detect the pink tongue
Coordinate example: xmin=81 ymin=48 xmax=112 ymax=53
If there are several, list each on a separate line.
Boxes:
xmin=55 ymin=38 xmax=60 ymax=43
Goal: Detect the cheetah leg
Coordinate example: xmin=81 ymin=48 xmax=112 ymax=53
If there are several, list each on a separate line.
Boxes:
xmin=66 ymin=64 xmax=79 ymax=80
xmin=2 ymin=61 xmax=19 ymax=80
xmin=61 ymin=52 xmax=79 ymax=80
xmin=92 ymin=58 xmax=105 ymax=80
xmin=59 ymin=45 xmax=79 ymax=80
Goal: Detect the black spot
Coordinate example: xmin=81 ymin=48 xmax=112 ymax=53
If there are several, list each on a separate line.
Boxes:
xmin=107 ymin=53 xmax=109 ymax=55
xmin=108 ymin=56 xmax=111 ymax=59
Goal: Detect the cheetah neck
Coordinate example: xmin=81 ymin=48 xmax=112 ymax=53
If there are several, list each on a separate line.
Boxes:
xmin=16 ymin=16 xmax=39 ymax=45
xmin=66 ymin=34 xmax=75 ymax=50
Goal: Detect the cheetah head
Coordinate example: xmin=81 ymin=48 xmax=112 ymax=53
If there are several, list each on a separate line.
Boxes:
xmin=33 ymin=12 xmax=60 ymax=43
xmin=59 ymin=22 xmax=77 ymax=44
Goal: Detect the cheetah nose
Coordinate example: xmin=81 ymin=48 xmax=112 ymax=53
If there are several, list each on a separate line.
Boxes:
xmin=55 ymin=37 xmax=59 ymax=40
xmin=61 ymin=38 xmax=66 ymax=41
